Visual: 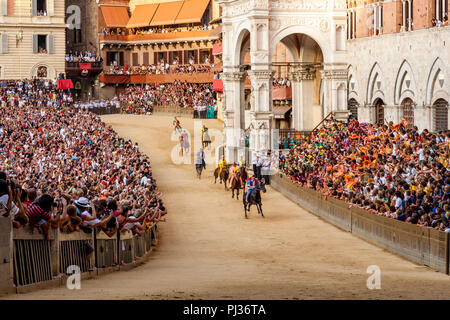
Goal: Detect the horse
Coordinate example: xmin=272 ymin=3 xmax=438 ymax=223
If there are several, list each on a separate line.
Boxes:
xmin=202 ymin=127 xmax=212 ymax=149
xmin=195 ymin=164 xmax=203 ymax=179
xmin=239 ymin=166 xmax=248 ymax=184
xmin=230 ymin=170 xmax=242 ymax=200
xmin=214 ymin=165 xmax=229 ymax=189
xmin=243 ymin=180 xmax=266 ymax=219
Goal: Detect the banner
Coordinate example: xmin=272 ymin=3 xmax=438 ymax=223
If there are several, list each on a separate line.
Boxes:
xmin=57 ymin=79 xmax=74 ymax=90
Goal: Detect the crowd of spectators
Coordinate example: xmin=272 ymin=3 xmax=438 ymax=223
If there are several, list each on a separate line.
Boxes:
xmin=272 ymin=77 xmax=291 ymax=88
xmin=102 ymin=24 xmax=218 ymax=37
xmin=431 ymin=13 xmax=449 ymax=27
xmin=65 ymin=51 xmax=103 ymax=63
xmin=0 ymin=80 xmax=166 ymax=240
xmin=104 ymin=63 xmax=212 ymax=76
xmin=0 ymin=79 xmax=73 ymax=108
xmin=118 ymin=81 xmax=216 ymax=114
xmin=279 ymin=117 xmax=450 ymax=232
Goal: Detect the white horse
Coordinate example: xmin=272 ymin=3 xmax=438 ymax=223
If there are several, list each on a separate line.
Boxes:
xmin=179 ymin=130 xmax=190 ymax=156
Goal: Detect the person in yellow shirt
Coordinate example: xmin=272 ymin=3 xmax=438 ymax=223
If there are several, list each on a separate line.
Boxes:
xmin=217 ymin=155 xmax=227 ymax=177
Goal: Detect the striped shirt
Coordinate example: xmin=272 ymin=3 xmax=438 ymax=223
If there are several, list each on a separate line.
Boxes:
xmin=26 ymin=204 xmax=51 ymax=226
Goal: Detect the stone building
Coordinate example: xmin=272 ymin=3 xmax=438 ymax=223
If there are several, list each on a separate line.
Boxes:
xmin=347 ymin=0 xmax=449 ymax=131
xmin=0 ymin=0 xmax=66 ymax=79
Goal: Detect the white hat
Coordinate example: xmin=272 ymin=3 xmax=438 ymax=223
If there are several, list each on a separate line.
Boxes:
xmin=75 ymin=197 xmax=90 ymax=208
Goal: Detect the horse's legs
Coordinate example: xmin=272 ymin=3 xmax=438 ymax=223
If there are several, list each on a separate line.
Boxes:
xmin=259 ymin=204 xmax=264 ymax=218
xmin=231 ymin=189 xmax=234 ymax=198
xmin=244 ymin=204 xmax=248 ymax=219
xmin=236 ymin=189 xmax=239 ymax=200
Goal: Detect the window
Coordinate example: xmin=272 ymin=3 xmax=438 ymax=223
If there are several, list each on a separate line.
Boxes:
xmin=435 ymin=0 xmax=448 ymax=22
xmin=33 ymin=0 xmax=47 ymax=16
xmin=132 ymin=52 xmax=139 ymax=66
xmin=372 ymin=3 xmax=383 ymax=35
xmin=73 ymin=28 xmax=82 ymax=44
xmin=37 ymin=35 xmax=47 ymax=53
xmin=402 ymin=1 xmax=413 ymax=31
xmin=37 ymin=66 xmax=47 ymax=78
xmin=347 ymin=10 xmax=356 ymax=39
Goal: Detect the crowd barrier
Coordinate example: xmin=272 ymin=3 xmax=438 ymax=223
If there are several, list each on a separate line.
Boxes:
xmin=0 ymin=219 xmax=159 ymax=295
xmin=271 ymin=174 xmax=450 ymax=275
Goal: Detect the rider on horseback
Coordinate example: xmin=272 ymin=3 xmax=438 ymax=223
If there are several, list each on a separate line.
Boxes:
xmin=173 ymin=117 xmax=181 ymax=133
xmin=245 ymin=175 xmax=262 ymax=204
xmin=217 ymin=154 xmax=227 ymax=177
xmin=229 ymin=162 xmax=240 ymax=188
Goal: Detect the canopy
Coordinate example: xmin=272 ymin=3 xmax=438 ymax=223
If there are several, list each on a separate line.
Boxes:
xmin=57 ymin=79 xmax=74 ymax=90
xmin=150 ymin=1 xmax=183 ymax=26
xmin=273 ymin=106 xmax=292 ymax=119
xmin=127 ymin=4 xmax=159 ymax=28
xmin=174 ymin=0 xmax=210 ymax=24
xmin=100 ymin=6 xmax=130 ymax=28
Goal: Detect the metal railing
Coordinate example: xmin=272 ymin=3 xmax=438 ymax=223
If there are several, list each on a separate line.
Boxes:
xmin=1 ymin=222 xmax=159 ymax=292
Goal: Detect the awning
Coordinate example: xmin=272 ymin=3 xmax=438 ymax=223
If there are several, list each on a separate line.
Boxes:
xmin=100 ymin=6 xmax=130 ymax=28
xmin=273 ymin=106 xmax=292 ymax=119
xmin=213 ymin=79 xmax=223 ymax=92
xmin=127 ymin=4 xmax=159 ymax=28
xmin=57 ymin=79 xmax=74 ymax=90
xmin=150 ymin=1 xmax=183 ymax=26
xmin=174 ymin=0 xmax=210 ymax=24
xmin=209 ymin=25 xmax=222 ymax=38
xmin=212 ymin=44 xmax=222 ymax=55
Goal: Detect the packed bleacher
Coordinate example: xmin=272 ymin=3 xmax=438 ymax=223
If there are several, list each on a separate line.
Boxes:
xmin=119 ymin=81 xmax=216 ymax=115
xmin=0 ymin=79 xmax=166 ymax=240
xmin=65 ymin=51 xmax=103 ymax=63
xmin=104 ymin=63 xmax=212 ymax=75
xmin=279 ymin=117 xmax=450 ymax=232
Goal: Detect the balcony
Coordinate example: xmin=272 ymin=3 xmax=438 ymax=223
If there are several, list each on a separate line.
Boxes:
xmin=65 ymin=61 xmax=103 ymax=74
xmin=99 ymin=29 xmax=218 ymax=44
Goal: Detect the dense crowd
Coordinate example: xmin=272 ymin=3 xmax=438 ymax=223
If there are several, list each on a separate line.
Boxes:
xmin=0 ymin=79 xmax=73 ymax=108
xmin=272 ymin=77 xmax=291 ymax=88
xmin=102 ymin=24 xmax=218 ymax=37
xmin=0 ymin=80 xmax=166 ymax=239
xmin=119 ymin=82 xmax=216 ymax=114
xmin=280 ymin=117 xmax=450 ymax=231
xmin=104 ymin=63 xmax=212 ymax=75
xmin=65 ymin=51 xmax=103 ymax=63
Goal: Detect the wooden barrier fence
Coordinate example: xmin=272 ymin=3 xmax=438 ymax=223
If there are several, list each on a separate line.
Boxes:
xmin=0 ymin=219 xmax=159 ymax=295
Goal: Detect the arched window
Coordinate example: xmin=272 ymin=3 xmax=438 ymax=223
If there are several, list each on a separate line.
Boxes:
xmin=401 ymin=97 xmax=414 ymax=127
xmin=433 ymin=99 xmax=449 ymax=131
xmin=348 ymin=98 xmax=359 ymax=120
xmin=374 ymin=98 xmax=385 ymax=125
xmin=37 ymin=66 xmax=47 ymax=78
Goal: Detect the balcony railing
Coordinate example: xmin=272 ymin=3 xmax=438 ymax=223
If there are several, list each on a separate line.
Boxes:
xmin=65 ymin=61 xmax=103 ymax=72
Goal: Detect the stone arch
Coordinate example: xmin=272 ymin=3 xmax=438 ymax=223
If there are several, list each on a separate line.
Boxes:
xmin=394 ymin=60 xmax=417 ymax=105
xmin=426 ymin=57 xmax=449 ymax=105
xmin=269 ymin=25 xmax=332 ymax=63
xmin=367 ymin=63 xmax=385 ymax=105
xmin=348 ymin=98 xmax=359 ymax=120
xmin=232 ymin=26 xmax=251 ymax=66
xmin=30 ymin=62 xmax=56 ymax=79
xmin=374 ymin=98 xmax=385 ymax=126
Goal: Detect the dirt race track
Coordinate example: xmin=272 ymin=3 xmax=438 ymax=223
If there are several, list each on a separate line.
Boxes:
xmin=4 ymin=114 xmax=449 ymax=300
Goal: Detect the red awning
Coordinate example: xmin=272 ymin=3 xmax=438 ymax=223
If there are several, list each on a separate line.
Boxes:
xmin=212 ymin=44 xmax=222 ymax=55
xmin=213 ymin=79 xmax=223 ymax=92
xmin=57 ymin=79 xmax=74 ymax=90
xmin=79 ymin=63 xmax=91 ymax=71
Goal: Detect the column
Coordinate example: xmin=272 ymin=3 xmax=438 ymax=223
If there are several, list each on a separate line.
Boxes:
xmin=436 ymin=0 xmax=440 ymax=20
xmin=289 ymin=67 xmax=316 ymax=130
xmin=222 ymin=70 xmax=246 ymax=162
xmin=378 ymin=4 xmax=382 ymax=34
xmin=247 ymin=69 xmax=274 ymax=154
xmin=373 ymin=5 xmax=377 ymax=35
xmin=352 ymin=11 xmax=356 ymax=39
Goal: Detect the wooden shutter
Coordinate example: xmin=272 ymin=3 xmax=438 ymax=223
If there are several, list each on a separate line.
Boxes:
xmin=178 ymin=51 xmax=183 ymax=64
xmin=143 ymin=52 xmax=149 ymax=65
xmin=47 ymin=0 xmax=54 ymax=16
xmin=168 ymin=51 xmax=173 ymax=64
xmin=119 ymin=52 xmax=124 ymax=66
xmin=153 ymin=52 xmax=157 ymax=65
xmin=163 ymin=51 xmax=168 ymax=63
xmin=32 ymin=34 xmax=38 ymax=53
xmin=48 ymin=34 xmax=54 ymax=54
xmin=31 ymin=0 xmax=37 ymax=16
xmin=1 ymin=34 xmax=8 ymax=54
xmin=132 ymin=52 xmax=138 ymax=66
xmin=194 ymin=50 xmax=198 ymax=64
xmin=183 ymin=50 xmax=188 ymax=64
xmin=0 ymin=0 xmax=7 ymax=15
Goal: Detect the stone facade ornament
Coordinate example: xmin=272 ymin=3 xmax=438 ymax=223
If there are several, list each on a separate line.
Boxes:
xmin=269 ymin=16 xmax=330 ymax=33
xmin=321 ymin=69 xmax=348 ymax=80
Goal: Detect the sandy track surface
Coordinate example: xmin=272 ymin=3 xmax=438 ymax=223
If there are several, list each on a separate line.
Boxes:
xmin=4 ymin=114 xmax=449 ymax=300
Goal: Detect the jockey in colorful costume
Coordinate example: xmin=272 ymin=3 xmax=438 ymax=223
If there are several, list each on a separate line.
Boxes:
xmin=217 ymin=155 xmax=227 ymax=177
xmin=229 ymin=162 xmax=240 ymax=187
xmin=245 ymin=175 xmax=259 ymax=205
xmin=173 ymin=117 xmax=181 ymax=132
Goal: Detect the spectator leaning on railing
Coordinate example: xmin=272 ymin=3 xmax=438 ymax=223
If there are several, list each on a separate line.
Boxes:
xmin=0 ymin=79 xmax=166 ymax=239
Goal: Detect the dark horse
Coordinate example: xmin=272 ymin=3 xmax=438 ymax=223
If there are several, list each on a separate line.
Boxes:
xmin=195 ymin=164 xmax=203 ymax=179
xmin=243 ymin=180 xmax=266 ymax=219
xmin=230 ymin=170 xmax=242 ymax=200
xmin=214 ymin=165 xmax=229 ymax=190
xmin=239 ymin=166 xmax=248 ymax=182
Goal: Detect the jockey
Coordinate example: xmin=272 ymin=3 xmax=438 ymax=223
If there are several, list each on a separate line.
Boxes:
xmin=245 ymin=175 xmax=256 ymax=205
xmin=229 ymin=162 xmax=239 ymax=186
xmin=218 ymin=155 xmax=227 ymax=176
xmin=173 ymin=117 xmax=181 ymax=131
